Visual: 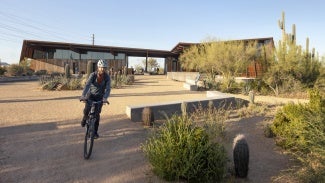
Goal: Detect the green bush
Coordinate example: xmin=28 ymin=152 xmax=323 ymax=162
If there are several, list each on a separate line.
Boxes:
xmin=271 ymin=89 xmax=325 ymax=182
xmin=272 ymin=102 xmax=310 ymax=150
xmin=142 ymin=115 xmax=227 ymax=182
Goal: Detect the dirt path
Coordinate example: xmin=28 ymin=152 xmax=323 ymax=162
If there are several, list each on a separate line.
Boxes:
xmin=0 ymin=75 xmax=298 ymax=182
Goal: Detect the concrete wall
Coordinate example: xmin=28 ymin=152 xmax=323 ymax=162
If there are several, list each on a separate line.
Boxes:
xmin=166 ymin=72 xmax=199 ymax=82
xmin=126 ymin=97 xmax=248 ymax=122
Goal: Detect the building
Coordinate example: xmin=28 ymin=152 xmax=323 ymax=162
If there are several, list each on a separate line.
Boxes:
xmin=20 ymin=40 xmax=178 ymax=74
xmin=20 ymin=37 xmax=274 ymax=77
xmin=170 ymin=37 xmax=274 ymax=78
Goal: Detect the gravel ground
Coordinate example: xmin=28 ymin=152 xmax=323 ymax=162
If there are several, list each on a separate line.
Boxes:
xmin=0 ymin=75 xmax=305 ymax=183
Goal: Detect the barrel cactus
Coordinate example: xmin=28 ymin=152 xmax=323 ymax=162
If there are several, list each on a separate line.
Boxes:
xmin=233 ymin=134 xmax=249 ymax=178
xmin=142 ymin=107 xmax=154 ymax=126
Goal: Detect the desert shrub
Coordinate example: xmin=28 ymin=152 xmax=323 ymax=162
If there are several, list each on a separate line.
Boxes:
xmin=64 ymin=77 xmax=82 ymax=90
xmin=219 ymin=81 xmax=242 ymax=94
xmin=110 ymin=78 xmax=117 ymax=88
xmin=314 ymin=67 xmax=325 ymax=95
xmin=40 ymin=75 xmax=61 ymax=90
xmin=24 ymin=68 xmax=34 ymax=76
xmin=271 ymin=89 xmax=325 ymax=182
xmin=34 ymin=70 xmax=47 ymax=76
xmin=142 ymin=114 xmax=228 ymax=182
xmin=124 ymin=75 xmax=135 ymax=84
xmin=39 ymin=75 xmax=82 ymax=90
xmin=241 ymin=79 xmax=259 ymax=95
xmin=7 ymin=64 xmax=24 ymax=76
xmin=110 ymin=74 xmax=134 ymax=88
xmin=190 ymin=102 xmax=229 ymax=141
xmin=236 ymin=103 xmax=270 ymax=118
xmin=308 ymin=89 xmax=325 ymax=112
xmin=0 ymin=67 xmax=7 ymax=76
xmin=264 ymin=123 xmax=275 ymax=138
xmin=6 ymin=62 xmax=34 ymax=76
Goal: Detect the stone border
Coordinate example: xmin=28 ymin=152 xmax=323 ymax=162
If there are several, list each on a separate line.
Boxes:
xmin=126 ymin=96 xmax=248 ymax=122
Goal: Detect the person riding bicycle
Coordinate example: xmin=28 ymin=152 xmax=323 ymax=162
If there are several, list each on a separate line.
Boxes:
xmin=80 ymin=59 xmax=111 ymax=139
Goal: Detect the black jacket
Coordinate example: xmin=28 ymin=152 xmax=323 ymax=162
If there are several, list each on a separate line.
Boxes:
xmin=82 ymin=72 xmax=111 ymax=100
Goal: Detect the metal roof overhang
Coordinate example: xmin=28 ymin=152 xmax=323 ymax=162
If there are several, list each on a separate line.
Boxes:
xmin=20 ymin=40 xmax=178 ymax=61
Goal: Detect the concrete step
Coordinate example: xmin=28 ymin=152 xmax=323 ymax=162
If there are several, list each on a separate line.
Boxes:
xmin=183 ymin=82 xmax=197 ymax=91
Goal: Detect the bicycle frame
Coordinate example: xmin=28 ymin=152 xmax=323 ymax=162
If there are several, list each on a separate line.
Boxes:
xmin=82 ymin=100 xmax=108 ymax=159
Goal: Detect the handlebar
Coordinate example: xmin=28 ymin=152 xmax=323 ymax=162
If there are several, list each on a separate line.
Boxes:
xmin=80 ymin=99 xmax=109 ymax=105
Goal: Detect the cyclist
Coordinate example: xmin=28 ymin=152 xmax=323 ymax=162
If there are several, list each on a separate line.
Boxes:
xmin=80 ymin=59 xmax=111 ymax=139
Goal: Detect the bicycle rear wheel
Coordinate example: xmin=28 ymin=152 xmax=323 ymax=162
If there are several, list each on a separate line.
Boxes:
xmin=84 ymin=120 xmax=95 ymax=159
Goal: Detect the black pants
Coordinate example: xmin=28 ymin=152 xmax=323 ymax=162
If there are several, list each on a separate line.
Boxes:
xmin=83 ymin=99 xmax=103 ymax=133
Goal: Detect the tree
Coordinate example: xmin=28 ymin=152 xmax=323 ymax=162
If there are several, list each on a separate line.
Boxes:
xmin=179 ymin=37 xmax=258 ymax=89
xmin=142 ymin=58 xmax=159 ymax=72
xmin=134 ymin=64 xmax=144 ymax=74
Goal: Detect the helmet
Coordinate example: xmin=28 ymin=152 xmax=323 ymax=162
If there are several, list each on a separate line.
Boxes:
xmin=97 ymin=59 xmax=108 ymax=68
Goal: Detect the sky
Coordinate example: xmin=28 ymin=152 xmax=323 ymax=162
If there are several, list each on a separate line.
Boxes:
xmin=1 ymin=0 xmax=324 ymax=67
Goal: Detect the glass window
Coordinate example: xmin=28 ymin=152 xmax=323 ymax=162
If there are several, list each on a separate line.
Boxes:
xmin=81 ymin=51 xmax=117 ymax=60
xmin=53 ymin=49 xmax=79 ymax=59
xmin=40 ymin=49 xmax=125 ymax=60
xmin=54 ymin=49 xmax=63 ymax=59
xmin=33 ymin=49 xmax=46 ymax=59
xmin=104 ymin=52 xmax=114 ymax=59
xmin=48 ymin=50 xmax=55 ymax=59
xmin=69 ymin=50 xmax=79 ymax=59
xmin=81 ymin=52 xmax=91 ymax=60
xmin=61 ymin=50 xmax=70 ymax=59
xmin=115 ymin=53 xmax=125 ymax=59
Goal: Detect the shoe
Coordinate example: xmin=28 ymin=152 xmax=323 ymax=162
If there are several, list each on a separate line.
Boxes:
xmin=81 ymin=117 xmax=86 ymax=127
xmin=94 ymin=133 xmax=99 ymax=139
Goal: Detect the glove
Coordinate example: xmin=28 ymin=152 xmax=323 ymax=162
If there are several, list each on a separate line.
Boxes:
xmin=79 ymin=96 xmax=87 ymax=102
xmin=102 ymin=98 xmax=109 ymax=104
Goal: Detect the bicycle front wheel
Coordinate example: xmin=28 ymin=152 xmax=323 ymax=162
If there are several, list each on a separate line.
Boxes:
xmin=84 ymin=120 xmax=95 ymax=159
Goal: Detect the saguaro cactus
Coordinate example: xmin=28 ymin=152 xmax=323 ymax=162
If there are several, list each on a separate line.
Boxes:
xmin=278 ymin=11 xmax=286 ymax=42
xmin=292 ymin=24 xmax=296 ymax=44
xmin=142 ymin=107 xmax=154 ymax=126
xmin=233 ymin=134 xmax=249 ymax=178
xmin=86 ymin=61 xmax=93 ymax=78
xmin=312 ymin=48 xmax=315 ymax=59
xmin=64 ymin=64 xmax=71 ymax=78
xmin=306 ymin=37 xmax=310 ymax=57
xmin=287 ymin=24 xmax=296 ymax=44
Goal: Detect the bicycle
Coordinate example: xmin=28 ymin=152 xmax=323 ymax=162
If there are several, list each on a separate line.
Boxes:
xmin=80 ymin=99 xmax=109 ymax=159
